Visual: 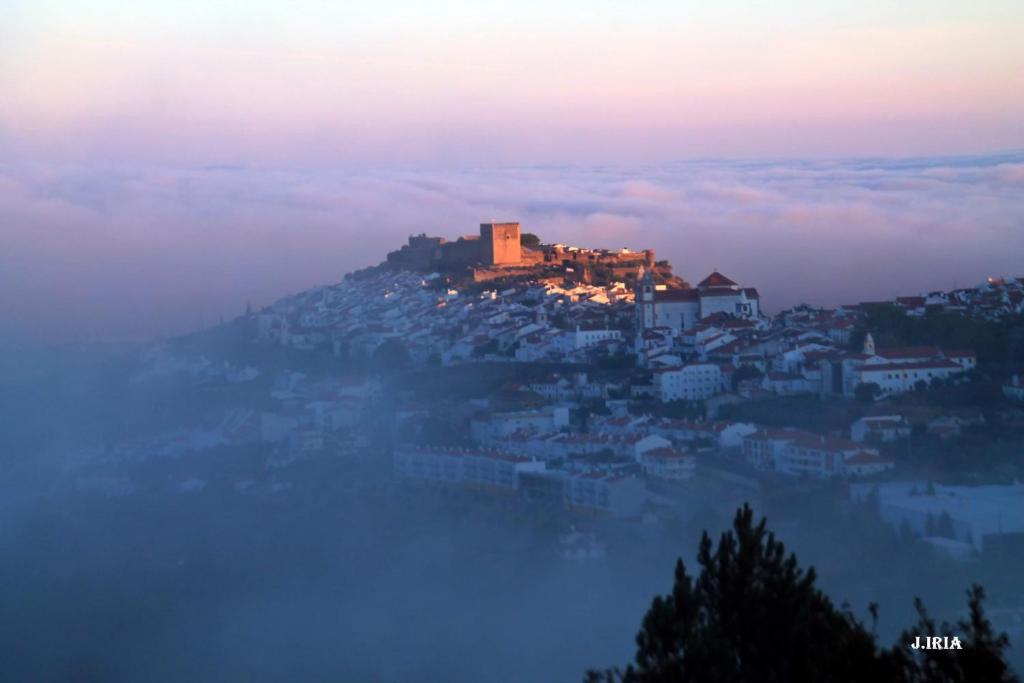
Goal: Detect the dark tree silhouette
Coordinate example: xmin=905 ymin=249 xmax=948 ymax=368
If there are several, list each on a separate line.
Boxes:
xmin=521 ymin=232 xmax=541 ymax=248
xmin=731 ymin=364 xmax=763 ymax=391
xmin=902 ymin=586 xmax=1018 ymax=683
xmin=855 ymin=382 xmax=882 ymax=403
xmin=587 ymin=505 xmax=1018 ymax=683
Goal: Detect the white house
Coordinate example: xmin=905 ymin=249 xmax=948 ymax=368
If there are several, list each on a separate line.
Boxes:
xmin=742 ymin=429 xmax=893 ymax=478
xmin=633 ymin=434 xmax=673 ymax=461
xmin=564 ymin=472 xmax=648 ymax=517
xmin=850 ymin=415 xmax=912 ymax=443
xmin=857 ymin=359 xmax=963 ymax=396
xmin=1003 ymin=375 xmax=1024 ymax=401
xmin=393 ymin=446 xmax=546 ymax=493
xmin=470 ymin=406 xmax=571 ymax=441
xmin=820 ymin=337 xmax=976 ymax=398
xmin=555 ymin=325 xmax=623 ymax=352
xmin=641 ymin=448 xmax=697 ymax=481
xmin=655 ymin=363 xmax=723 ymax=402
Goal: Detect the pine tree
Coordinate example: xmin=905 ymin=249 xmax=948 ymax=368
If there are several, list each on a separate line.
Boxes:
xmin=901 ymin=586 xmax=1018 ymax=683
xmin=587 ymin=505 xmax=1018 ymax=683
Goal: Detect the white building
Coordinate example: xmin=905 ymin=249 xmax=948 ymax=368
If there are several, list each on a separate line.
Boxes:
xmin=555 ymin=325 xmax=623 ymax=352
xmin=820 ymin=336 xmax=976 ymax=398
xmin=857 ymin=359 xmax=963 ymax=396
xmin=470 ymin=406 xmax=571 ymax=441
xmin=850 ymin=415 xmax=912 ymax=443
xmin=1003 ymin=375 xmax=1024 ymax=401
xmin=742 ymin=429 xmax=894 ymax=479
xmin=641 ymin=447 xmax=697 ymax=481
xmin=636 ymin=268 xmax=760 ymax=334
xmin=393 ymin=446 xmax=546 ymax=493
xmin=655 ymin=363 xmax=723 ymax=402
xmin=564 ymin=472 xmax=648 ymax=517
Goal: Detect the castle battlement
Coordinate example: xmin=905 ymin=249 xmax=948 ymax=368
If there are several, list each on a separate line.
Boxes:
xmin=384 ymin=222 xmax=666 ymax=287
xmin=386 ymin=222 xmax=524 ymax=271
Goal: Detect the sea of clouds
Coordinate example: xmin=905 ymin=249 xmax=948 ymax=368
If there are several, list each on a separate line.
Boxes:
xmin=2 ymin=153 xmax=1023 ymax=344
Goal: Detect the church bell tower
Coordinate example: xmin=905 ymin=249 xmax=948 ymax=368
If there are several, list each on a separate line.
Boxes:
xmin=636 ymin=266 xmax=656 ymax=331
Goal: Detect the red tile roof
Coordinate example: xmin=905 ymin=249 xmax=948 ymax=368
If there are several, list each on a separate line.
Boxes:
xmin=698 ymin=272 xmax=738 ymax=288
xmin=655 ymin=288 xmax=699 ymax=302
xmin=860 ymin=360 xmax=961 ymax=372
xmin=874 ymin=346 xmax=941 ymax=359
xmin=844 ymin=451 xmax=892 ymax=466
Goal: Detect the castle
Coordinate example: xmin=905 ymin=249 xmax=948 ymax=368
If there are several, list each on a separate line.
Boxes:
xmin=385 ymin=222 xmax=663 ymax=285
xmin=386 ymin=222 xmax=526 ymax=271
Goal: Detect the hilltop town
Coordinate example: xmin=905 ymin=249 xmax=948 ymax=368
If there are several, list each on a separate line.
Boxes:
xmin=66 ymin=223 xmax=1024 ymax=564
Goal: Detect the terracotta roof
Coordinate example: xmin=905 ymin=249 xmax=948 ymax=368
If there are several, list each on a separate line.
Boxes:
xmin=698 ymin=272 xmax=738 ymax=288
xmin=874 ymin=346 xmax=941 ymax=359
xmin=860 ymin=360 xmax=961 ymax=372
xmin=654 ymin=288 xmax=699 ymax=302
xmin=844 ymin=451 xmax=892 ymax=466
xmin=644 ymin=447 xmax=694 ymax=461
xmin=788 ymin=432 xmax=863 ymax=452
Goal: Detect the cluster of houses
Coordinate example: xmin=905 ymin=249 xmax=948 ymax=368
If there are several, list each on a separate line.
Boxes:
xmin=253 ymin=270 xmax=633 ymax=365
xmin=391 ymin=404 xmax=922 ymax=519
xmin=391 ymin=404 xmax=925 ymax=518
xmin=393 ymin=445 xmax=650 ymax=517
xmin=208 ymin=372 xmax=382 ymax=466
xmin=886 ymin=276 xmax=1024 ymax=320
xmin=117 ymin=253 xmax=1020 ymax=498
xmin=742 ymin=428 xmax=893 ymax=478
xmin=637 ymin=303 xmax=977 ymax=404
xmin=247 ymin=258 xmax=1008 ymax=410
xmin=220 ymin=262 xmax=1010 ymax=519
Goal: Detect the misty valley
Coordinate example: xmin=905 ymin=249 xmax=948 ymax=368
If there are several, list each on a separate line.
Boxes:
xmin=2 ymin=242 xmax=1023 ymax=682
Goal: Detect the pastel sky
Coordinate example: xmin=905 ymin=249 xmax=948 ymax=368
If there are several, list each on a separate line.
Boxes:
xmin=1 ymin=2 xmax=1023 ymax=344
xmin=3 ymin=0 xmax=1023 ymax=164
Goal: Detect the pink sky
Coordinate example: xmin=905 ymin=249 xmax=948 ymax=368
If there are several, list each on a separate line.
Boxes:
xmin=2 ymin=2 xmax=1024 ymax=343
xmin=3 ymin=2 xmax=1023 ymax=165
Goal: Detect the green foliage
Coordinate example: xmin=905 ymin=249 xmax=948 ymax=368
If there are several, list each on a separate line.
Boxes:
xmin=654 ymin=399 xmax=704 ymax=420
xmin=587 ymin=505 xmax=1019 ymax=683
xmin=592 ymin=350 xmax=635 ymax=370
xmin=731 ymin=364 xmax=763 ymax=391
xmin=471 ymin=338 xmax=500 ymax=357
xmin=521 ymin=232 xmax=541 ymax=248
xmin=719 ymin=395 xmax=864 ymax=433
xmin=855 ymin=382 xmax=882 ymax=403
xmin=901 ymin=586 xmax=1018 ymax=683
xmin=879 ymin=430 xmax=1024 ymax=483
xmin=853 ymin=304 xmax=1024 ymax=365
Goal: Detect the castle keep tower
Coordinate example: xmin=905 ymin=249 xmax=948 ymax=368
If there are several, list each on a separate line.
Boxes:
xmin=480 ymin=222 xmax=521 ymax=265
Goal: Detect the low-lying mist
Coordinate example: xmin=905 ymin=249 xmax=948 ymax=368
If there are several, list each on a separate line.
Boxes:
xmin=2 ymin=345 xmax=1020 ymax=682
xmin=3 ymin=153 xmax=1024 ymax=344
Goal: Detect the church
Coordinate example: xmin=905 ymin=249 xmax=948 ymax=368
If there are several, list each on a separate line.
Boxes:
xmin=636 ymin=267 xmax=760 ymax=333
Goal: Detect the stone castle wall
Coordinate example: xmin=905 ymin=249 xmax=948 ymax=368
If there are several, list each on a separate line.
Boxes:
xmin=384 ymin=222 xmax=657 ymax=284
xmin=480 ymin=222 xmax=522 ymax=265
xmin=387 ymin=222 xmax=522 ymax=271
